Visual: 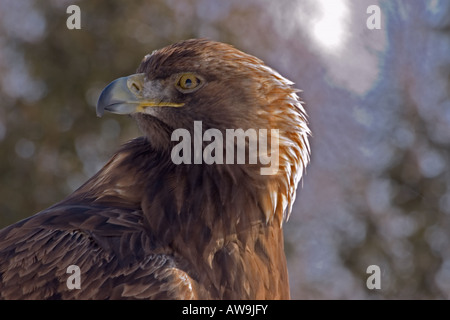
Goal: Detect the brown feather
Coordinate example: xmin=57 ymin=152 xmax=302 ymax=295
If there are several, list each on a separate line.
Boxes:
xmin=0 ymin=39 xmax=310 ymax=299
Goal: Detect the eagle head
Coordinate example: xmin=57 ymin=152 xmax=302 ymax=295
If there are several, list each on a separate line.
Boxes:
xmin=96 ymin=38 xmax=310 ymax=224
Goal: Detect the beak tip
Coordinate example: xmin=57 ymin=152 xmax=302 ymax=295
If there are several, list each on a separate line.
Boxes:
xmin=96 ymin=103 xmax=105 ymax=117
xmin=96 ymin=106 xmax=104 ymax=118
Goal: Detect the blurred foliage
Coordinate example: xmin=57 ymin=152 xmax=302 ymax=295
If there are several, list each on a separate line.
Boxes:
xmin=0 ymin=0 xmax=449 ymax=299
xmin=0 ymin=0 xmax=200 ymax=226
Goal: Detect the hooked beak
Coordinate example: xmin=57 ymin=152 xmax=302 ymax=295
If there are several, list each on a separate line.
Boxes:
xmin=96 ymin=73 xmax=184 ymax=117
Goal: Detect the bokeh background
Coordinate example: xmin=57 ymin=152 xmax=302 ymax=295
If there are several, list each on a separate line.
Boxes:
xmin=0 ymin=0 xmax=449 ymax=299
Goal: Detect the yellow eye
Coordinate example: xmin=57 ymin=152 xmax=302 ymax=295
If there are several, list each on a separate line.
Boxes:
xmin=176 ymin=73 xmax=202 ymax=92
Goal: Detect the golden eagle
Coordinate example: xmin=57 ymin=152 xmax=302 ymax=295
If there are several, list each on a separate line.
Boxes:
xmin=0 ymin=39 xmax=310 ymax=299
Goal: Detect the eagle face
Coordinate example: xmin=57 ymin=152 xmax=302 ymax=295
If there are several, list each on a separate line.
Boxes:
xmin=97 ymin=39 xmax=303 ymax=153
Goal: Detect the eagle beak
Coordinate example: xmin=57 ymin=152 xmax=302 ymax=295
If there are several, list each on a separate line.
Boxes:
xmin=96 ymin=73 xmax=184 ymax=117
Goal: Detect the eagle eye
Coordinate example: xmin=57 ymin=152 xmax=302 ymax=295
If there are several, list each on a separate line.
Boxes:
xmin=176 ymin=73 xmax=202 ymax=93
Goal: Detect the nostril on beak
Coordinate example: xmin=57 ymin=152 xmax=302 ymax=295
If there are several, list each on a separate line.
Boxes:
xmin=125 ymin=73 xmax=146 ymax=97
xmin=128 ymin=80 xmax=142 ymax=95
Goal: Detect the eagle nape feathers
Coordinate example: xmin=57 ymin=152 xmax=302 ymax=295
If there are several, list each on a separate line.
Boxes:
xmin=0 ymin=39 xmax=310 ymax=300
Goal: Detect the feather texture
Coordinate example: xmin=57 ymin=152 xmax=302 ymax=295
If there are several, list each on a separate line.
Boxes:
xmin=0 ymin=39 xmax=310 ymax=299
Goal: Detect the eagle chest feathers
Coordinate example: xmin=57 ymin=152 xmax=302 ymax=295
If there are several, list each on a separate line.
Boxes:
xmin=0 ymin=39 xmax=310 ymax=300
